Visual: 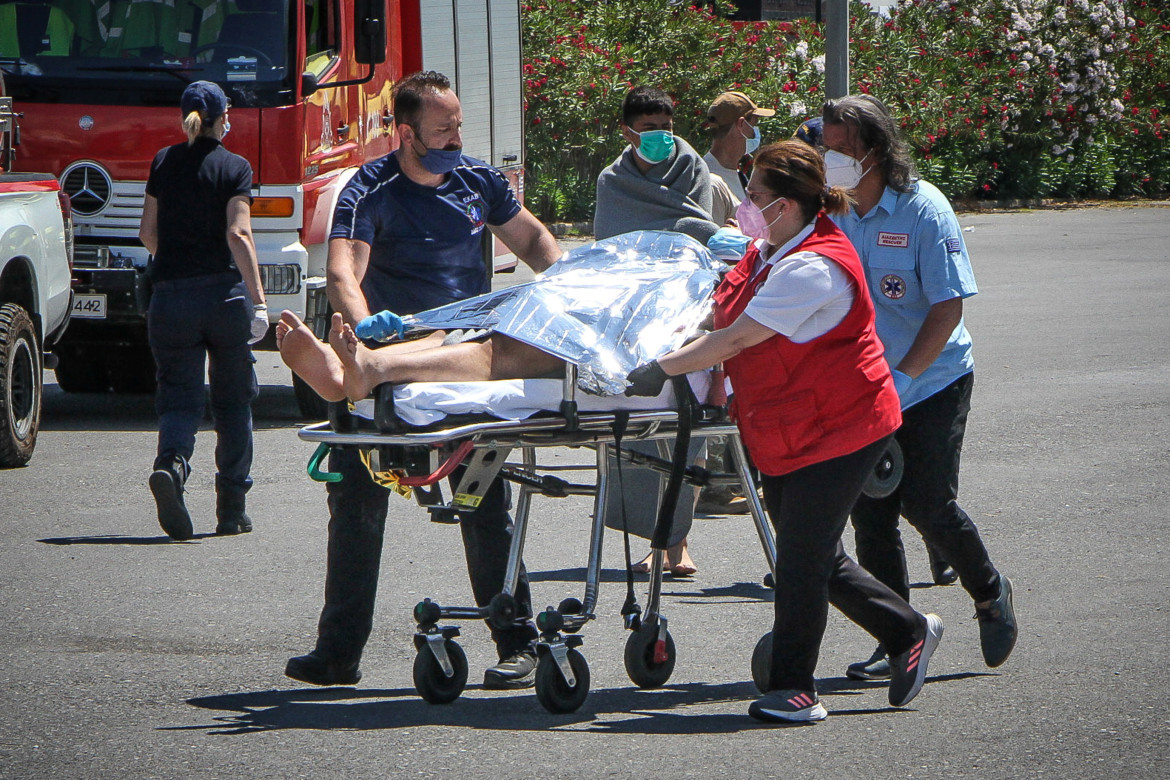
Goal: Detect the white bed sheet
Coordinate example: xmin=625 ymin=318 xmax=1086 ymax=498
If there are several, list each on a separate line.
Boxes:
xmin=352 ymin=371 xmax=712 ymax=427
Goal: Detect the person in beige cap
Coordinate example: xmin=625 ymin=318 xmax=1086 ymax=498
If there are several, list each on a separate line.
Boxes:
xmin=696 ymin=91 xmax=775 ymax=516
xmin=702 ymin=91 xmax=776 ymax=202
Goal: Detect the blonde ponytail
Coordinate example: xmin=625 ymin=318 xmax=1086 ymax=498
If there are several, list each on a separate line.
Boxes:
xmin=182 ymin=110 xmax=203 ymax=144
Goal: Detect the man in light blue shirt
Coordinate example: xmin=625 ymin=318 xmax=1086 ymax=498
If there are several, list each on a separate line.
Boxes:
xmin=821 ymin=95 xmax=1017 ymax=681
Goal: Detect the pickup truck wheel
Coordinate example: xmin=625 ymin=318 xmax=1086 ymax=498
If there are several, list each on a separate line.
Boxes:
xmin=0 ymin=303 xmax=42 ymax=467
xmin=53 ymin=349 xmax=111 ymax=393
xmin=293 ymin=372 xmax=330 ymax=420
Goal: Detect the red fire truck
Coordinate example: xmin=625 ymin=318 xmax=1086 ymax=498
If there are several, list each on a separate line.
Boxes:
xmin=0 ymin=0 xmax=525 ymax=414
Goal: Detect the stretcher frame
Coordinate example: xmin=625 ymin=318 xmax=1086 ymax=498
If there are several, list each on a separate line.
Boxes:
xmin=297 ymin=364 xmax=777 ymax=713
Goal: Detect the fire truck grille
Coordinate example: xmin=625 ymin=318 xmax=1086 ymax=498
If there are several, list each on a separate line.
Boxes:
xmin=61 ymin=162 xmax=114 ymax=217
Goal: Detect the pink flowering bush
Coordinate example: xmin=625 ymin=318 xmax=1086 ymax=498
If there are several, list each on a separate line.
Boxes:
xmin=522 ymin=0 xmax=1170 ymax=221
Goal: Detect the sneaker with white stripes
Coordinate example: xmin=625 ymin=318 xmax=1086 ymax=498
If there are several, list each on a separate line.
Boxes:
xmin=748 ymin=689 xmax=828 ymax=723
xmin=888 ymin=613 xmax=944 ymax=707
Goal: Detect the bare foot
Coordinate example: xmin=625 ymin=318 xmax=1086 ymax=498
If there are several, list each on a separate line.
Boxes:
xmin=630 ymin=551 xmax=669 ymax=574
xmin=276 ymin=310 xmax=346 ymax=402
xmin=327 ymin=312 xmax=383 ymax=402
xmin=666 ymin=537 xmax=697 ymax=576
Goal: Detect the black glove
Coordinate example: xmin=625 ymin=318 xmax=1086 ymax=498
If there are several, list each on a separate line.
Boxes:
xmin=625 ymin=360 xmax=669 ymax=397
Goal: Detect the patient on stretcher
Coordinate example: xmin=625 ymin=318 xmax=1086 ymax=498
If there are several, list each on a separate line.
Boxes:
xmin=277 ymin=310 xmax=566 ymax=403
xmin=279 ymin=230 xmax=724 ymax=401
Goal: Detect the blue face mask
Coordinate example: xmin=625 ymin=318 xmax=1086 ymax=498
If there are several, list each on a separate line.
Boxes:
xmin=412 ymin=133 xmax=463 ymax=175
xmin=634 ymin=130 xmax=675 ymax=164
xmin=743 ymin=123 xmax=761 ymax=155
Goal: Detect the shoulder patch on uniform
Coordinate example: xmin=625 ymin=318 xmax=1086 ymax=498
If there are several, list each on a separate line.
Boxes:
xmin=877 ymin=232 xmax=909 ymax=248
xmin=945 ymin=237 xmax=962 ymax=253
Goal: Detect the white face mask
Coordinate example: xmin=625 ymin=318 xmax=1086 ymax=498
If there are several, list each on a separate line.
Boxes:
xmin=824 ymin=148 xmax=872 ymax=189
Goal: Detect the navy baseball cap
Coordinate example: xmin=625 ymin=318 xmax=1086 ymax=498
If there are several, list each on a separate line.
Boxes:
xmin=794 ymin=116 xmax=823 ymax=147
xmin=180 ymin=81 xmax=228 ymax=122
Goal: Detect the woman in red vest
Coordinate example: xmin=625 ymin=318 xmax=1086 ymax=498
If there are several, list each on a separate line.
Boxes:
xmin=625 ymin=140 xmax=943 ymax=723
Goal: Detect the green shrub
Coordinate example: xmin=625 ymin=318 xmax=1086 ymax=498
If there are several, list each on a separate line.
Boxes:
xmin=522 ymin=0 xmax=1170 ymax=221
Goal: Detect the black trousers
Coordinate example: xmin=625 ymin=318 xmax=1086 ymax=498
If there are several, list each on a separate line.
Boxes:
xmin=313 ymin=446 xmax=537 ymax=665
xmin=148 ymin=273 xmax=256 ymax=496
xmin=762 ymin=435 xmax=922 ymax=693
xmin=851 ymin=372 xmax=1000 ymax=605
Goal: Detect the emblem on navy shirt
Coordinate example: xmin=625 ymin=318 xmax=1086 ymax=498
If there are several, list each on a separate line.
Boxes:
xmin=464 ymin=199 xmax=486 ymax=234
xmin=881 ymin=274 xmax=907 ymax=299
xmin=877 ymin=231 xmax=910 ymax=248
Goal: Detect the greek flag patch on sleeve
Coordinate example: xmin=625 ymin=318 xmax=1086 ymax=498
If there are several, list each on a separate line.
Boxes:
xmin=945 ymin=237 xmax=962 ymax=253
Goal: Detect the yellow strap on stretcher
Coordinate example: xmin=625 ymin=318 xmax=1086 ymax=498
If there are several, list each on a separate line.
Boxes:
xmin=357 ymin=448 xmax=414 ymax=499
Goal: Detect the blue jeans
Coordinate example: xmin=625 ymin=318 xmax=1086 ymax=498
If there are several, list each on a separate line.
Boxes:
xmin=314 ymin=445 xmax=537 ymax=665
xmin=850 ymin=372 xmax=1000 ymax=605
xmin=148 ymin=273 xmax=257 ymax=495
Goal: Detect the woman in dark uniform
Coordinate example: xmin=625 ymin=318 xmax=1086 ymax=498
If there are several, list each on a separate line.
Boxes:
xmin=138 ymin=80 xmax=267 ymax=540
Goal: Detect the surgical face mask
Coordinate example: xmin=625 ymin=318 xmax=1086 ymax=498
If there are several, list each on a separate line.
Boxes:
xmin=742 ymin=123 xmax=761 ymax=155
xmin=633 ymin=130 xmax=675 ymax=164
xmin=735 ymin=195 xmax=784 ymax=241
xmin=411 ymin=132 xmax=463 ymax=175
xmin=823 ymin=148 xmax=872 ymax=189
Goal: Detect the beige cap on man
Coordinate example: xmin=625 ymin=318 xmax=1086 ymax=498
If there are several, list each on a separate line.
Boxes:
xmin=702 ymin=91 xmax=776 ymax=128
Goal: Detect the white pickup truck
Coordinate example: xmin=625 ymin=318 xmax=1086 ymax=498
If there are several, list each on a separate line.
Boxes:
xmin=0 ymin=94 xmax=73 ymax=467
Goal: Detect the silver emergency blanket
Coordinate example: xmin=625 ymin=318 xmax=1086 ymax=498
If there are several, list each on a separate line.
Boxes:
xmin=401 ymin=230 xmax=722 ymax=396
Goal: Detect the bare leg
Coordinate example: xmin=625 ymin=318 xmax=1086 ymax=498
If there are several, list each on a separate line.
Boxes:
xmin=326 ymin=312 xmax=565 ymax=401
xmin=276 ymin=310 xmax=346 ymax=402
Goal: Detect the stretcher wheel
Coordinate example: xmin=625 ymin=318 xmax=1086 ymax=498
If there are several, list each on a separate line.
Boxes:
xmin=534 ymin=649 xmax=590 ymax=714
xmin=751 ymin=632 xmax=772 ymax=694
xmin=412 ymin=639 xmax=468 ymax=704
xmin=623 ymin=623 xmax=676 ymax=689
xmin=487 ymin=593 xmax=519 ymax=631
xmin=862 ymin=440 xmax=903 ymax=499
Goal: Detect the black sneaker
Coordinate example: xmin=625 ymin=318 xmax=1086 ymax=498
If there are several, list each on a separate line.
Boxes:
xmin=284 ymin=652 xmax=362 ymax=686
xmin=975 ymin=575 xmax=1018 ymax=668
xmin=888 ymin=613 xmax=943 ymax=707
xmin=927 ymin=544 xmax=959 ymax=586
xmin=483 ymin=649 xmax=537 ymax=690
xmin=748 ymin=690 xmax=827 ymax=723
xmin=845 ymin=645 xmax=892 ymax=681
xmin=150 ymin=459 xmax=193 ymax=541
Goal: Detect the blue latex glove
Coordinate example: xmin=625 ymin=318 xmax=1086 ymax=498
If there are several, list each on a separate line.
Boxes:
xmin=892 ymin=369 xmax=913 ymax=399
xmin=707 ymin=226 xmax=752 ymax=261
xmin=355 ymin=309 xmax=405 ymax=342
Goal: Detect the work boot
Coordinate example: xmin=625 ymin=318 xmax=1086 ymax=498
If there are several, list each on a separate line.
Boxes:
xmin=285 ymin=651 xmax=362 ymax=686
xmin=215 ymin=490 xmax=253 ymax=535
xmin=150 ymin=453 xmax=193 ymax=541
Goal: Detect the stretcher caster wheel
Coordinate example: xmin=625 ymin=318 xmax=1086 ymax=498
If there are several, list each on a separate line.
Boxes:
xmin=557 ymin=598 xmax=584 ymax=634
xmin=487 ymin=593 xmax=519 ymax=631
xmin=623 ymin=623 xmax=676 ymax=688
xmin=535 ymin=649 xmax=590 ymax=714
xmin=413 ymin=639 xmax=468 ymax=704
xmin=751 ymin=632 xmax=772 ymax=694
xmin=862 ymin=439 xmax=903 ymax=499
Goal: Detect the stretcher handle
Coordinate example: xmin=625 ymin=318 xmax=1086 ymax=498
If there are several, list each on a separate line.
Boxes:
xmin=307 ymin=443 xmax=343 ymax=483
xmin=396 ymin=440 xmax=476 ymax=487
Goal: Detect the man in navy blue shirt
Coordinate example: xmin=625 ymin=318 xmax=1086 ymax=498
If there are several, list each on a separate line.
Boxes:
xmin=285 ymin=71 xmax=561 ymax=690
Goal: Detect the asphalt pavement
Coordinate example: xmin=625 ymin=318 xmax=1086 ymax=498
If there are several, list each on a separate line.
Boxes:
xmin=2 ymin=204 xmax=1168 ymax=779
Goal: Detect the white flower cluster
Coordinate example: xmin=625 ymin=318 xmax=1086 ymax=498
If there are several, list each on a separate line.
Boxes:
xmin=919 ymin=0 xmax=1134 ymax=144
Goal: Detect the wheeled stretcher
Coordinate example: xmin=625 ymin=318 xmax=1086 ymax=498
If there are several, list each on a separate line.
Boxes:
xmin=298 ymin=363 xmax=778 ymax=714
